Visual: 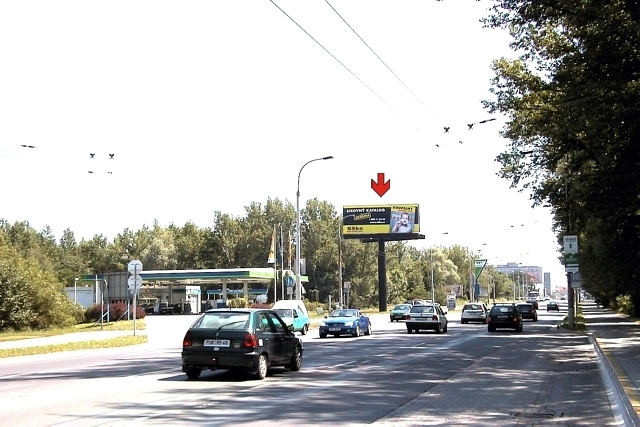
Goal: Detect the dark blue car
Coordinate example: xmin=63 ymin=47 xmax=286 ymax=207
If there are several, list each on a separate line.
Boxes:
xmin=319 ymin=309 xmax=372 ymax=338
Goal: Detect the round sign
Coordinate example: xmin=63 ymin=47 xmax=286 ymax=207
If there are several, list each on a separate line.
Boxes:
xmin=128 ymin=275 xmax=143 ymax=288
xmin=127 ymin=260 xmax=143 ymax=275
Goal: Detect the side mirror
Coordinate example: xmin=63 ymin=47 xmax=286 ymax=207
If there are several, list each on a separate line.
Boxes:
xmin=324 ymin=315 xmax=328 ymax=319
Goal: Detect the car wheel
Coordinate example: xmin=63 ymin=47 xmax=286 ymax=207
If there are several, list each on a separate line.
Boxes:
xmin=253 ymin=354 xmax=268 ymax=380
xmin=443 ymin=323 xmax=448 ymax=333
xmin=301 ymin=324 xmax=308 ymax=335
xmin=353 ymin=325 xmax=360 ymax=337
xmin=461 ymin=320 xmax=466 ymax=324
xmin=414 ymin=328 xmax=419 ymax=333
xmin=365 ymin=323 xmax=372 ymax=336
xmin=435 ymin=324 xmax=441 ymax=334
xmin=288 ymin=346 xmax=302 ymax=371
xmin=517 ymin=324 xmax=523 ymax=332
xmin=407 ymin=328 xmax=412 ymax=334
xmin=319 ymin=332 xmax=327 ymax=338
xmin=488 ymin=326 xmax=495 ymax=332
xmin=533 ymin=316 xmax=538 ymax=322
xmin=483 ymin=318 xmax=488 ymax=324
xmin=185 ymin=368 xmax=201 ymax=380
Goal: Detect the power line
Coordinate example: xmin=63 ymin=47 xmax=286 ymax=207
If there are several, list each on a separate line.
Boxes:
xmin=323 ymin=0 xmax=437 ymax=119
xmin=268 ymin=0 xmax=409 ymax=123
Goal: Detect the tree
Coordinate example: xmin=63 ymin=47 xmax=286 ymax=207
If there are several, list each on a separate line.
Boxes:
xmin=484 ymin=1 xmax=640 ymax=315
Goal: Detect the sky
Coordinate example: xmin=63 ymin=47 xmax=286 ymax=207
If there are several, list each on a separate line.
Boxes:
xmin=0 ymin=1 xmax=568 ymax=290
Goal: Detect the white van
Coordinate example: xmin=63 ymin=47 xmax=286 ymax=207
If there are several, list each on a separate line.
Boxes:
xmin=271 ymin=299 xmax=311 ymax=335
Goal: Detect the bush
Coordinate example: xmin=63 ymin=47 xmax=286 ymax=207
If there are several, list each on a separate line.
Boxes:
xmin=251 ymin=303 xmax=271 ymax=309
xmin=228 ymin=298 xmax=247 ymax=308
xmin=613 ymin=294 xmax=634 ymax=316
xmin=84 ymin=303 xmax=146 ymax=323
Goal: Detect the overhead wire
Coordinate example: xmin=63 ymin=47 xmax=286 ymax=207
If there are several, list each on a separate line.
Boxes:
xmin=268 ymin=0 xmax=416 ymax=128
xmin=270 ymin=0 xmax=501 ymax=138
xmin=323 ymin=0 xmax=437 ymax=119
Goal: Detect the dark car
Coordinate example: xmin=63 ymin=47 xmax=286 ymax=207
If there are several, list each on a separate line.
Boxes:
xmin=547 ymin=301 xmax=560 ymax=311
xmin=516 ymin=303 xmax=538 ymax=322
xmin=181 ymin=308 xmax=303 ymax=380
xmin=525 ymin=299 xmax=539 ymax=310
xmin=390 ymin=304 xmax=412 ymax=322
xmin=487 ymin=303 xmax=523 ymax=332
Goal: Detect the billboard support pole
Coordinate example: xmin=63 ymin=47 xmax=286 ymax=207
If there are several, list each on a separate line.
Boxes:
xmin=378 ymin=239 xmax=387 ymax=312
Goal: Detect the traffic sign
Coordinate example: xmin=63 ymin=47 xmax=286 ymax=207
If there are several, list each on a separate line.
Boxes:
xmin=474 ymin=259 xmax=487 ymax=281
xmin=127 ymin=260 xmax=143 ymax=274
xmin=564 ymin=253 xmax=579 ymax=266
xmin=565 ymin=265 xmax=579 ymax=273
xmin=128 ymin=275 xmax=142 ymax=291
xmin=563 ymin=235 xmax=578 ymax=254
xmin=571 ymin=272 xmax=581 ymax=286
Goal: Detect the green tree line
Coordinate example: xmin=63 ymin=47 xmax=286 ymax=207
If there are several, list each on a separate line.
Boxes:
xmin=483 ymin=1 xmax=640 ymax=315
xmin=0 ymin=197 xmax=529 ymax=331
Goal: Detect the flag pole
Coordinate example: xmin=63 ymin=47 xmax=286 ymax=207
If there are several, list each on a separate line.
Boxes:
xmin=280 ymin=226 xmax=284 ymax=302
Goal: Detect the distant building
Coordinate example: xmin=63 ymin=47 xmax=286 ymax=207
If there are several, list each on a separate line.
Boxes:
xmin=495 ymin=262 xmax=543 ymax=284
xmin=543 ymin=272 xmax=551 ymax=296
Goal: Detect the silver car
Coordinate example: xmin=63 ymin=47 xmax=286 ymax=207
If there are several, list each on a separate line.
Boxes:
xmin=460 ymin=303 xmax=488 ymax=324
xmin=406 ymin=303 xmax=448 ymax=334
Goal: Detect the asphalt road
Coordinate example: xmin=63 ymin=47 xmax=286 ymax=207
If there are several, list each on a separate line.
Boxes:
xmin=0 ymin=304 xmax=618 ymax=426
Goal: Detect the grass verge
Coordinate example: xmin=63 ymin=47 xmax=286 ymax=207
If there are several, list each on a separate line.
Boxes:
xmin=0 ymin=319 xmax=146 ymax=342
xmin=0 ymin=335 xmax=148 ymax=358
xmin=559 ymin=312 xmax=587 ymax=331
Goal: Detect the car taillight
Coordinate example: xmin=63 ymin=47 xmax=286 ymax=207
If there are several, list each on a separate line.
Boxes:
xmin=183 ymin=333 xmax=192 ymax=347
xmin=243 ymin=333 xmax=258 ymax=349
xmin=432 ymin=315 xmax=438 ymax=321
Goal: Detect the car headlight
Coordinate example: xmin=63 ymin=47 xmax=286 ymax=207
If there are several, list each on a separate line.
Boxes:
xmin=346 ymin=320 xmax=356 ymax=327
xmin=320 ymin=321 xmax=326 ymax=326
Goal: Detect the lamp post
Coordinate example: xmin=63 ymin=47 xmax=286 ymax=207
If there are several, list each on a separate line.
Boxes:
xmin=296 ymin=155 xmax=334 ymax=300
xmin=74 ymin=277 xmax=79 ymax=305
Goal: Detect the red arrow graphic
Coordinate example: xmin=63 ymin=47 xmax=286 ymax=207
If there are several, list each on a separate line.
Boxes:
xmin=371 ymin=173 xmax=390 ymax=197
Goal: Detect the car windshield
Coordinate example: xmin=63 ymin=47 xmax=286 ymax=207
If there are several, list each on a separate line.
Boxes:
xmin=274 ymin=309 xmax=293 ymax=318
xmin=330 ymin=310 xmax=358 ymax=318
xmin=194 ymin=312 xmax=250 ymax=329
xmin=393 ymin=304 xmax=410 ymax=311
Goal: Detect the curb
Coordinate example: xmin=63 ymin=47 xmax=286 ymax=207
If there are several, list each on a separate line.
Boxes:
xmin=590 ymin=333 xmax=640 ymax=426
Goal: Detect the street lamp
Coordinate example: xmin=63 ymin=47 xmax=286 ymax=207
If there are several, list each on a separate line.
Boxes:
xmin=296 ymin=155 xmax=334 ymax=300
xmin=74 ymin=277 xmax=79 ymax=304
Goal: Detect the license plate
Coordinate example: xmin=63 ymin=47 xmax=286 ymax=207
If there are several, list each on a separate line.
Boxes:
xmin=416 ymin=317 xmax=428 ymax=321
xmin=497 ymin=315 xmax=507 ymax=319
xmin=329 ymin=327 xmax=341 ymax=332
xmin=204 ymin=339 xmax=230 ymax=347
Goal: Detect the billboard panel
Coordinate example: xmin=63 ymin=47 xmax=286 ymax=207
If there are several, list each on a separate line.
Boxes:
xmin=342 ymin=204 xmax=420 ymax=236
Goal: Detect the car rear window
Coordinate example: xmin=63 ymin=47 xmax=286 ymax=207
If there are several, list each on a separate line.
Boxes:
xmin=491 ymin=306 xmax=514 ymax=314
xmin=410 ymin=305 xmax=434 ymax=314
xmin=275 ymin=309 xmax=293 ymax=317
xmin=463 ymin=304 xmax=482 ymax=310
xmin=194 ymin=312 xmax=250 ymax=329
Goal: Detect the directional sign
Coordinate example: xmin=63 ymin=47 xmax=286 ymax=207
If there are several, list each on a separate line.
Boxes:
xmin=564 ymin=253 xmax=579 ymax=266
xmin=565 ymin=265 xmax=579 ymax=273
xmin=563 ymin=235 xmax=578 ymax=254
xmin=474 ymin=259 xmax=488 ymax=281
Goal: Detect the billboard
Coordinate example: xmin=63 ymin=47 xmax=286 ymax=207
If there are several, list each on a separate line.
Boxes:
xmin=342 ymin=204 xmax=420 ymax=236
